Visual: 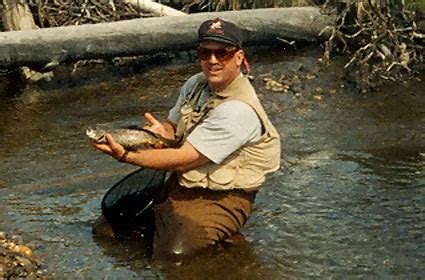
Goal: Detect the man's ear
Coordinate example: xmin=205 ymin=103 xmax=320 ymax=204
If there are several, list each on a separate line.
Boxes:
xmin=235 ymin=49 xmax=245 ymax=66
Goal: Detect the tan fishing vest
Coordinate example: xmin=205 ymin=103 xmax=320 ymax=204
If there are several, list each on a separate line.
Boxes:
xmin=175 ymin=73 xmax=281 ymax=191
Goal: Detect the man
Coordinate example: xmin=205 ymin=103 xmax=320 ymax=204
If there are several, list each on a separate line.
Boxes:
xmin=92 ymin=18 xmax=281 ymax=257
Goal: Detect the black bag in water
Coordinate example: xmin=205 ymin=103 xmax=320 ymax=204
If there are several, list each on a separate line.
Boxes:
xmin=101 ymin=168 xmax=167 ymax=239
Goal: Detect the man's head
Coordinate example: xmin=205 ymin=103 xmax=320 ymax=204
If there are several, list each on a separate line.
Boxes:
xmin=197 ymin=18 xmax=248 ymax=93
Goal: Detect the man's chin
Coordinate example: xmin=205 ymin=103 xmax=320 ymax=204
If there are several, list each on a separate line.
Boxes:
xmin=206 ymin=76 xmax=222 ymax=85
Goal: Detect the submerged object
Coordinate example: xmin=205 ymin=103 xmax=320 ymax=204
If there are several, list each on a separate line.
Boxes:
xmin=86 ymin=125 xmax=172 ymax=149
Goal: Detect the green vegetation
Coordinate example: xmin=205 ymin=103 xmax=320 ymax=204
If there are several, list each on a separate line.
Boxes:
xmin=406 ymin=0 xmax=425 ymax=11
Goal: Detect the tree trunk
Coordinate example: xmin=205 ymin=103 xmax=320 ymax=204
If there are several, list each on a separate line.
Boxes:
xmin=1 ymin=0 xmax=51 ymax=81
xmin=0 ymin=7 xmax=336 ymax=69
xmin=1 ymin=0 xmax=36 ymax=31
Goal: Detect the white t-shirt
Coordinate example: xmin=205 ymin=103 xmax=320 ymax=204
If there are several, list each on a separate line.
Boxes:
xmin=168 ymin=75 xmax=262 ymax=164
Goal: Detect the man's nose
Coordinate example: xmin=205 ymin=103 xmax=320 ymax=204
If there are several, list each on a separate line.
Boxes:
xmin=208 ymin=53 xmax=219 ymax=63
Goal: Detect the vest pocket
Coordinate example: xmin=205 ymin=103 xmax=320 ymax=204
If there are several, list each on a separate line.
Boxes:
xmin=180 ymin=169 xmax=207 ymax=186
xmin=208 ymin=166 xmax=237 ymax=185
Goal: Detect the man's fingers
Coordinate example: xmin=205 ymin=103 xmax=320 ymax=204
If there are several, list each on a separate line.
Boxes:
xmin=91 ymin=141 xmax=113 ymax=155
xmin=143 ymin=141 xmax=164 ymax=150
xmin=144 ymin=112 xmax=161 ymax=127
xmin=104 ymin=134 xmax=126 ymax=159
xmin=105 ymin=134 xmax=121 ymax=151
xmin=91 ymin=134 xmax=127 ymax=162
xmin=154 ymin=141 xmax=164 ymax=149
xmin=105 ymin=133 xmax=116 ymax=145
xmin=144 ymin=112 xmax=168 ymax=137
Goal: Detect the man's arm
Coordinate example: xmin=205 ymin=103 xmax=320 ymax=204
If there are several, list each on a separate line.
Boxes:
xmin=92 ymin=134 xmax=209 ymax=171
xmin=126 ymin=141 xmax=209 ymax=171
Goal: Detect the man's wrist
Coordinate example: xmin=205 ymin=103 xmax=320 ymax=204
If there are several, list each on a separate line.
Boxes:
xmin=118 ymin=150 xmax=130 ymax=163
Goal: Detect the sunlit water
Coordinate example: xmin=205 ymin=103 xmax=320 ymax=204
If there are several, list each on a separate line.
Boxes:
xmin=0 ymin=47 xmax=424 ymax=278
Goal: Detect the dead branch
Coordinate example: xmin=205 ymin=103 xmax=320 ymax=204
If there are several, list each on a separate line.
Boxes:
xmin=322 ymin=0 xmax=424 ymax=93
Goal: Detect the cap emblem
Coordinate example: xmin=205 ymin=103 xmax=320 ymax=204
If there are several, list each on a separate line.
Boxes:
xmin=207 ymin=19 xmax=224 ymax=35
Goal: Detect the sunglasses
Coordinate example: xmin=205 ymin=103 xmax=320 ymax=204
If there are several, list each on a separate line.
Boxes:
xmin=197 ymin=46 xmax=239 ymax=61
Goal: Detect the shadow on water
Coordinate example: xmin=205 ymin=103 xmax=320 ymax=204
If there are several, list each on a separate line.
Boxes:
xmin=0 ymin=45 xmax=424 ymax=278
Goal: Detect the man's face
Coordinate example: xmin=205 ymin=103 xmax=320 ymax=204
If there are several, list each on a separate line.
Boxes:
xmin=197 ymin=40 xmax=244 ymax=92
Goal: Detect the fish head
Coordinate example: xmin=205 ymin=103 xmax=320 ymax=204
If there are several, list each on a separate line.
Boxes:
xmin=86 ymin=128 xmax=107 ymax=143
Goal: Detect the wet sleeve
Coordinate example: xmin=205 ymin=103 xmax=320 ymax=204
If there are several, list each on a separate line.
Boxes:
xmin=187 ymin=100 xmax=262 ymax=164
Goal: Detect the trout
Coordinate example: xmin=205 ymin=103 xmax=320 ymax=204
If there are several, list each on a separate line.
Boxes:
xmin=86 ymin=125 xmax=172 ymax=150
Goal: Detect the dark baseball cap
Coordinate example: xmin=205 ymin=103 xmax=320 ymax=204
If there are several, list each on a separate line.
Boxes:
xmin=198 ymin=18 xmax=243 ymax=48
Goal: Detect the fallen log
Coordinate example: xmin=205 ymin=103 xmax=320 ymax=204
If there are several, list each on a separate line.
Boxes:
xmin=0 ymin=7 xmax=336 ymax=69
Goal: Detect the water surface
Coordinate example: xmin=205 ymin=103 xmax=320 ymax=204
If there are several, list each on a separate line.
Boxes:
xmin=0 ymin=47 xmax=424 ymax=278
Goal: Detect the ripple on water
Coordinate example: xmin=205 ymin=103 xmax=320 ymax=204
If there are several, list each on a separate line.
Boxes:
xmin=247 ymin=147 xmax=425 ymax=278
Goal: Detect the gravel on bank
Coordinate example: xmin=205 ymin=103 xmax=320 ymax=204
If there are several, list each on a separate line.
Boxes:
xmin=0 ymin=232 xmax=49 ymax=279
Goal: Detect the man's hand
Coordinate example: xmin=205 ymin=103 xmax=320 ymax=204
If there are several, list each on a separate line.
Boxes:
xmin=91 ymin=133 xmax=127 ymax=162
xmin=144 ymin=112 xmax=175 ymax=149
xmin=144 ymin=113 xmax=174 ymax=139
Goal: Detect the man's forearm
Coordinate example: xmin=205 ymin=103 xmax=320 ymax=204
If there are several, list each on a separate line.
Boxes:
xmin=123 ymin=142 xmax=209 ymax=171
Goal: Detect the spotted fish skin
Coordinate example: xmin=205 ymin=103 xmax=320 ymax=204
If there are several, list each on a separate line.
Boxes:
xmin=86 ymin=127 xmax=170 ymax=150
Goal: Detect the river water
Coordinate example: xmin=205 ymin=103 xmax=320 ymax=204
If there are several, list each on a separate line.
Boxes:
xmin=0 ymin=47 xmax=424 ymax=279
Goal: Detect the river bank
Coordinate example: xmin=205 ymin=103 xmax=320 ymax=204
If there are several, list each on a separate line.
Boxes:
xmin=0 ymin=232 xmax=49 ymax=279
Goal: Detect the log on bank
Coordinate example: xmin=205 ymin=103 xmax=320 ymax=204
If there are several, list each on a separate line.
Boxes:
xmin=0 ymin=7 xmax=335 ymax=69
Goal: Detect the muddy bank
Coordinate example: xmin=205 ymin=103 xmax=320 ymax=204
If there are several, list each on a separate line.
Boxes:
xmin=0 ymin=45 xmax=424 ymax=278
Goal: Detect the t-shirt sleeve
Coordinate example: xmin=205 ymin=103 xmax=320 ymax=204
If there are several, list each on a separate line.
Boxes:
xmin=187 ymin=100 xmax=262 ymax=164
xmin=167 ymin=92 xmax=184 ymax=124
xmin=167 ymin=75 xmax=200 ymax=124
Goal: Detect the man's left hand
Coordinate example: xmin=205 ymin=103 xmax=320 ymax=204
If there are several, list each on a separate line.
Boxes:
xmin=91 ymin=133 xmax=127 ymax=162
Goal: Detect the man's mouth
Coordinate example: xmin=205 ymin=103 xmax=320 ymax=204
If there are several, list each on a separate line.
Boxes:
xmin=208 ymin=66 xmax=222 ymax=75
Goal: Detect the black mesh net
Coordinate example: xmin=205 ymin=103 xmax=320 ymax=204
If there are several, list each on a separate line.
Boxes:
xmin=101 ymin=168 xmax=167 ymax=238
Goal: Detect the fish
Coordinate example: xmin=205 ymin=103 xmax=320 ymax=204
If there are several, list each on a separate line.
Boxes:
xmin=86 ymin=125 xmax=172 ymax=150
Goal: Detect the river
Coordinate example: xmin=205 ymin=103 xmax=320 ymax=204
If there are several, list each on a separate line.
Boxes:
xmin=0 ymin=46 xmax=424 ymax=278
